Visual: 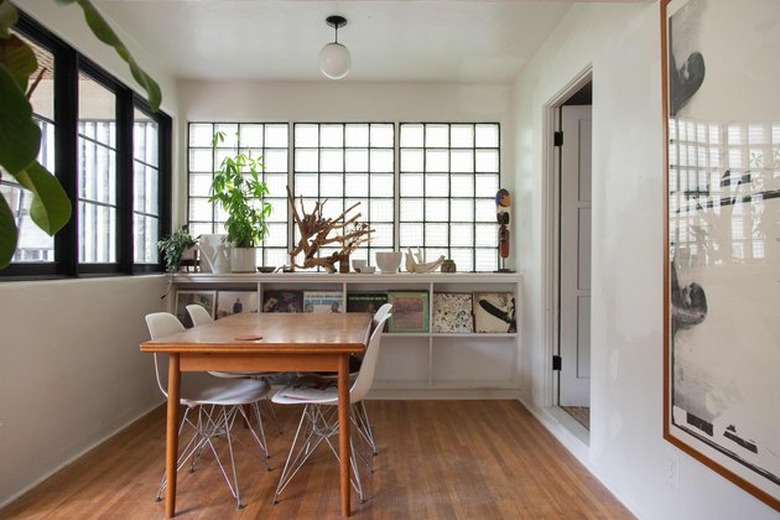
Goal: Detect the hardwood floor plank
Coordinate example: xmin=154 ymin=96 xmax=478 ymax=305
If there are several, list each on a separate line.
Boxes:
xmin=0 ymin=400 xmax=634 ymax=519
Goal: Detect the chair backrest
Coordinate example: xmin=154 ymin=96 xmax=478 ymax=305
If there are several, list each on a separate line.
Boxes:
xmin=350 ymin=310 xmax=391 ymax=403
xmin=186 ymin=304 xmax=213 ymax=327
xmin=144 ymin=312 xmax=185 ymax=397
xmin=372 ymin=303 xmax=392 ymax=327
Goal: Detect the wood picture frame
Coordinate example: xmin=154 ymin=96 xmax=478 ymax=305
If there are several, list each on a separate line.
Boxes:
xmin=662 ymin=0 xmax=779 ymax=510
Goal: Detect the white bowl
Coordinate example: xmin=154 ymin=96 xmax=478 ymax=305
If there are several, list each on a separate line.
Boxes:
xmin=375 ymin=252 xmax=402 ymax=273
xmin=357 ymin=265 xmax=376 ymax=274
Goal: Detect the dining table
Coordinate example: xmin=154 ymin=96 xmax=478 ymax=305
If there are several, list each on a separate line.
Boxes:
xmin=140 ymin=311 xmax=373 ymax=518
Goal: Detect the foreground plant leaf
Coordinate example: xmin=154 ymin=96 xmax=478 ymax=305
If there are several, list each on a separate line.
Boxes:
xmin=0 ymin=195 xmax=19 ymax=268
xmin=0 ymin=64 xmax=40 ymax=174
xmin=14 ymin=161 xmax=72 ymax=235
xmin=0 ymin=34 xmax=37 ymax=91
xmin=56 ymin=0 xmax=161 ymax=111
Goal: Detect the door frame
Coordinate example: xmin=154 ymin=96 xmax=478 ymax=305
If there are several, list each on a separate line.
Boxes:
xmin=541 ymin=66 xmax=593 ymax=423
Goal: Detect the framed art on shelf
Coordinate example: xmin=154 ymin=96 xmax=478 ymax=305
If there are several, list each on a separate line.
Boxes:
xmin=303 ymin=291 xmax=344 ymax=313
xmin=262 ymin=290 xmax=303 ymax=313
xmin=216 ymin=291 xmax=258 ymax=319
xmin=431 ymin=293 xmax=473 ymax=333
xmin=174 ymin=290 xmax=216 ymax=328
xmin=387 ymin=291 xmax=429 ymax=333
xmin=473 ymin=292 xmax=516 ymax=333
xmin=662 ymin=0 xmax=779 ymax=510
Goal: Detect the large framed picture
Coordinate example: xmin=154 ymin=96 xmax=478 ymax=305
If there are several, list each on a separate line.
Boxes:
xmin=662 ymin=0 xmax=779 ymax=510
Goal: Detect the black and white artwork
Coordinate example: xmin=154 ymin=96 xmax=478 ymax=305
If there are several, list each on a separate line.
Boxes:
xmin=663 ymin=0 xmax=780 ymax=509
xmin=215 ymin=291 xmax=258 ymax=319
xmin=174 ymin=290 xmax=216 ymax=328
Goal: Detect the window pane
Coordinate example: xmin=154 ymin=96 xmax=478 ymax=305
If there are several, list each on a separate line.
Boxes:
xmin=134 ymin=107 xmax=160 ymax=264
xmin=5 ymin=32 xmax=56 ymax=264
xmin=78 ymin=71 xmax=117 ymax=264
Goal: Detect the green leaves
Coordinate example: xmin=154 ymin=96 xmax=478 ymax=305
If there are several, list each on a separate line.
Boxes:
xmin=15 ymin=161 xmax=72 ymax=235
xmin=208 ymin=133 xmax=272 ymax=248
xmin=57 ymin=0 xmax=161 ymax=111
xmin=0 ymin=64 xmax=41 ymax=175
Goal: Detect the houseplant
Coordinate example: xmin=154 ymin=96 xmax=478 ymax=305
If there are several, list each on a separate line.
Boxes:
xmin=157 ymin=225 xmax=198 ymax=273
xmin=208 ymin=131 xmax=272 ymax=272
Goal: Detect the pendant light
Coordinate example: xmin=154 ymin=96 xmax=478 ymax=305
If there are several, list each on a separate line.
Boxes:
xmin=320 ymin=15 xmax=351 ymax=80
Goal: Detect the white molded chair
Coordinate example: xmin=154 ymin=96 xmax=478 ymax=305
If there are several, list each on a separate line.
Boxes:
xmin=271 ymin=310 xmax=391 ymax=505
xmin=145 ymin=312 xmax=272 ymax=509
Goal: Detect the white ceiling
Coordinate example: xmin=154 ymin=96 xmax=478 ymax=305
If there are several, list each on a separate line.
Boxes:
xmin=92 ymin=0 xmax=645 ymax=84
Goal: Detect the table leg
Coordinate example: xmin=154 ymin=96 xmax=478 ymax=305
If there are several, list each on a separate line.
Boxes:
xmin=166 ymin=354 xmax=181 ymax=518
xmin=338 ymin=354 xmax=351 ymax=517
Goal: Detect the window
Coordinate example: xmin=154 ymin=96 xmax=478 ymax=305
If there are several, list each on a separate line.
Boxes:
xmin=399 ymin=123 xmax=500 ymax=272
xmin=0 ymin=12 xmax=171 ymax=278
xmin=187 ymin=122 xmax=502 ymax=272
xmin=188 ymin=122 xmax=289 ymax=267
xmin=293 ymin=123 xmax=395 ymax=264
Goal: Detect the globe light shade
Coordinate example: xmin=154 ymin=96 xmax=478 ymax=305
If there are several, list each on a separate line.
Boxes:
xmin=319 ymin=42 xmax=351 ymax=80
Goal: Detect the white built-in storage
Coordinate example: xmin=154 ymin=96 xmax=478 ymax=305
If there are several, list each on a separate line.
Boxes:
xmin=168 ymin=272 xmax=522 ymax=398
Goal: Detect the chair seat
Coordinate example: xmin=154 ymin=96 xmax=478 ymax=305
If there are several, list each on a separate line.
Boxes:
xmin=272 ymin=376 xmax=340 ymax=406
xmin=181 ymin=375 xmax=270 ymax=407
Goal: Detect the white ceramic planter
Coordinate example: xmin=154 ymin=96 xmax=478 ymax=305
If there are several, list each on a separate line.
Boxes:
xmin=230 ymin=247 xmax=256 ymax=273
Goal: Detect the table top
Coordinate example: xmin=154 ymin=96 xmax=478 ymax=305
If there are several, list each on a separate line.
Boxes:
xmin=140 ymin=312 xmax=372 ymax=355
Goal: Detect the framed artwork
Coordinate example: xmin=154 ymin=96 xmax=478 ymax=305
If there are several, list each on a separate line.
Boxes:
xmin=387 ymin=291 xmax=429 ymax=333
xmin=473 ymin=292 xmax=516 ymax=333
xmin=662 ymin=0 xmax=779 ymax=510
xmin=303 ymin=291 xmax=344 ymax=313
xmin=431 ymin=293 xmax=473 ymax=333
xmin=215 ymin=291 xmax=258 ymax=319
xmin=346 ymin=293 xmax=388 ymax=314
xmin=262 ymin=290 xmax=303 ymax=313
xmin=174 ymin=290 xmax=216 ymax=328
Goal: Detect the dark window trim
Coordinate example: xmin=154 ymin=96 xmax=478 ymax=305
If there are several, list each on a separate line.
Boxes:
xmin=1 ymin=11 xmax=171 ymax=280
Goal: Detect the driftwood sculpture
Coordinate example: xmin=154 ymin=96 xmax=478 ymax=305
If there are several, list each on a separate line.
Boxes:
xmin=286 ymin=186 xmax=374 ymax=273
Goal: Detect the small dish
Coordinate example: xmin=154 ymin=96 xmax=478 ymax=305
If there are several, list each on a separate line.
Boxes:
xmin=257 ymin=266 xmax=276 ymax=273
xmin=356 ymin=266 xmax=376 ymax=274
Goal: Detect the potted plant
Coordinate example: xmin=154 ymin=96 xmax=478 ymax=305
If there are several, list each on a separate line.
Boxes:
xmin=157 ymin=225 xmax=198 ymax=273
xmin=208 ymin=132 xmax=272 ymax=272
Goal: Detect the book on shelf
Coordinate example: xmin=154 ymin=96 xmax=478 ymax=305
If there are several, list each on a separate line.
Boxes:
xmin=473 ymin=292 xmax=516 ymax=333
xmin=262 ymin=290 xmax=304 ymax=313
xmin=303 ymin=291 xmax=344 ymax=313
xmin=431 ymin=292 xmax=473 ymax=333
xmin=388 ymin=291 xmax=429 ymax=333
xmin=346 ymin=293 xmax=389 ymax=314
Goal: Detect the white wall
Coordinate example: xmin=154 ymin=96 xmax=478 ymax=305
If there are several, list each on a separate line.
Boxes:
xmin=1 ymin=2 xmax=177 ymax=507
xmin=0 ymin=276 xmax=168 ymax=506
xmin=513 ymin=2 xmax=777 ymax=519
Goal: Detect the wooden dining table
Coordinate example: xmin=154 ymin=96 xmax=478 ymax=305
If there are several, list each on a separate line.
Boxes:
xmin=140 ymin=311 xmax=373 ymax=518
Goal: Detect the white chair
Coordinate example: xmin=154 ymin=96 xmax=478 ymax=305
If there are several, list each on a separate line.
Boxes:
xmin=297 ymin=302 xmax=392 ymax=457
xmin=145 ymin=312 xmax=272 ymax=509
xmin=271 ymin=310 xmax=391 ymax=505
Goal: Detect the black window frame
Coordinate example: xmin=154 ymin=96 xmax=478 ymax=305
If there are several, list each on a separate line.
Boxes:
xmin=0 ymin=11 xmax=172 ymax=280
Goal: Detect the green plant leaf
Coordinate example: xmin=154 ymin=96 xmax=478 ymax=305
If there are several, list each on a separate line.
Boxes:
xmin=0 ymin=34 xmax=37 ymax=92
xmin=0 ymin=64 xmax=40 ymax=174
xmin=0 ymin=1 xmax=19 ymax=39
xmin=0 ymin=193 xmax=19 ymax=268
xmin=14 ymin=161 xmax=72 ymax=235
xmin=57 ymin=0 xmax=161 ymax=111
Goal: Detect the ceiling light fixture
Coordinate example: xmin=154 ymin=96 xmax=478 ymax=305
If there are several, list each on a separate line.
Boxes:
xmin=320 ymin=15 xmax=350 ymax=80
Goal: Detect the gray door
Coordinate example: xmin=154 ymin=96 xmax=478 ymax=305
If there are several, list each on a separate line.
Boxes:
xmin=559 ymin=105 xmax=592 ymax=407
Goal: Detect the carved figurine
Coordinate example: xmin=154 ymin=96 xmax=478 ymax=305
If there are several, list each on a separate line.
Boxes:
xmin=496 ymin=188 xmax=512 ymax=272
xmin=405 ymin=248 xmax=445 ymax=273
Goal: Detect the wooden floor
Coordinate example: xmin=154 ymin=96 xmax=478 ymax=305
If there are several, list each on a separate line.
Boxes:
xmin=0 ymin=400 xmax=634 ymax=519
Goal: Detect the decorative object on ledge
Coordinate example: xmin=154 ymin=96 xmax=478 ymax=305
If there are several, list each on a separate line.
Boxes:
xmin=495 ymin=188 xmax=514 ymax=273
xmin=157 ymin=225 xmax=199 ymax=273
xmin=320 ymin=15 xmax=351 ymax=80
xmin=404 ymin=248 xmax=445 ymax=274
xmin=286 ymin=185 xmax=373 ymax=273
xmin=441 ymin=259 xmax=456 ymax=273
xmin=375 ymin=251 xmax=403 ymax=273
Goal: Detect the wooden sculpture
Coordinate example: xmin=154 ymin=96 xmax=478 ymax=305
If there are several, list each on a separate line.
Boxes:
xmin=496 ymin=188 xmax=512 ymax=272
xmin=286 ymin=186 xmax=374 ymax=273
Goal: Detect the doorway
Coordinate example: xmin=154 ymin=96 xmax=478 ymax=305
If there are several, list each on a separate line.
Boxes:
xmin=547 ymin=75 xmax=592 ymax=432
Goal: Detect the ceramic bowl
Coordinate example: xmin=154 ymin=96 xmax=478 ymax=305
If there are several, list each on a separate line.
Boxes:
xmin=357 ymin=266 xmax=376 ymax=274
xmin=375 ymin=252 xmax=402 ymax=273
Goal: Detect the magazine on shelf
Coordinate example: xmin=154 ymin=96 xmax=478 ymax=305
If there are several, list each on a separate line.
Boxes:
xmin=346 ymin=293 xmax=389 ymax=314
xmin=303 ymin=291 xmax=344 ymax=313
xmin=431 ymin=292 xmax=473 ymax=333
xmin=473 ymin=292 xmax=516 ymax=333
xmin=262 ymin=290 xmax=304 ymax=313
xmin=388 ymin=291 xmax=429 ymax=333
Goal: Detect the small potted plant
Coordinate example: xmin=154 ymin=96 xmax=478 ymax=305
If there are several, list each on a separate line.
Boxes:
xmin=157 ymin=225 xmax=198 ymax=273
xmin=208 ymin=132 xmax=272 ymax=272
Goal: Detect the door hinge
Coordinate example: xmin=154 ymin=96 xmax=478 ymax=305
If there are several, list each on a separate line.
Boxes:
xmin=553 ymin=355 xmax=562 ymax=371
xmin=554 ymin=131 xmax=564 ymax=147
